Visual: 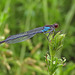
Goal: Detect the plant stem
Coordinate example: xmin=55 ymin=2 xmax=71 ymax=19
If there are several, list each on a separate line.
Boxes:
xmin=16 ymin=43 xmax=26 ymax=75
xmin=49 ymin=41 xmax=53 ymax=75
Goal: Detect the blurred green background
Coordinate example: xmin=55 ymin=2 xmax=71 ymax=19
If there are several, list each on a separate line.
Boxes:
xmin=0 ymin=0 xmax=75 ymax=75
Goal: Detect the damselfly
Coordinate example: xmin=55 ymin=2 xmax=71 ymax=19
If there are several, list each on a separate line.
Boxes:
xmin=0 ymin=24 xmax=58 ymax=44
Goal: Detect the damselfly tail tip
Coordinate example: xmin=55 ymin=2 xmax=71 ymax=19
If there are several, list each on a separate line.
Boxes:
xmin=54 ymin=23 xmax=59 ymax=28
xmin=0 ymin=41 xmax=5 ymax=44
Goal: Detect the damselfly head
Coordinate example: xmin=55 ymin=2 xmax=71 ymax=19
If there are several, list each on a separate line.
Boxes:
xmin=53 ymin=23 xmax=58 ymax=28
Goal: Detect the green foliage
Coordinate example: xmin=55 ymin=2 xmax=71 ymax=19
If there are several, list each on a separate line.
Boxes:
xmin=45 ymin=32 xmax=66 ymax=75
xmin=0 ymin=0 xmax=75 ymax=75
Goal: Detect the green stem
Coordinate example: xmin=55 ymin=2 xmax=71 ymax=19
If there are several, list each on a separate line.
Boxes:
xmin=42 ymin=0 xmax=49 ymax=24
xmin=49 ymin=42 xmax=53 ymax=75
xmin=16 ymin=43 xmax=26 ymax=75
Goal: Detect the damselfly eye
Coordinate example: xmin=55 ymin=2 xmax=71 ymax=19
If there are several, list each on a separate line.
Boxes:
xmin=54 ymin=24 xmax=58 ymax=28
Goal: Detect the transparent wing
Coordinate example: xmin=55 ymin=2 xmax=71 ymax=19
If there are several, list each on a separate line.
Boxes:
xmin=5 ymin=27 xmax=43 ymax=44
xmin=5 ymin=34 xmax=35 ymax=44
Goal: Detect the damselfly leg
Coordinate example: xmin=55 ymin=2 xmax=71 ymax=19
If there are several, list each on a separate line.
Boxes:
xmin=44 ymin=29 xmax=54 ymax=41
